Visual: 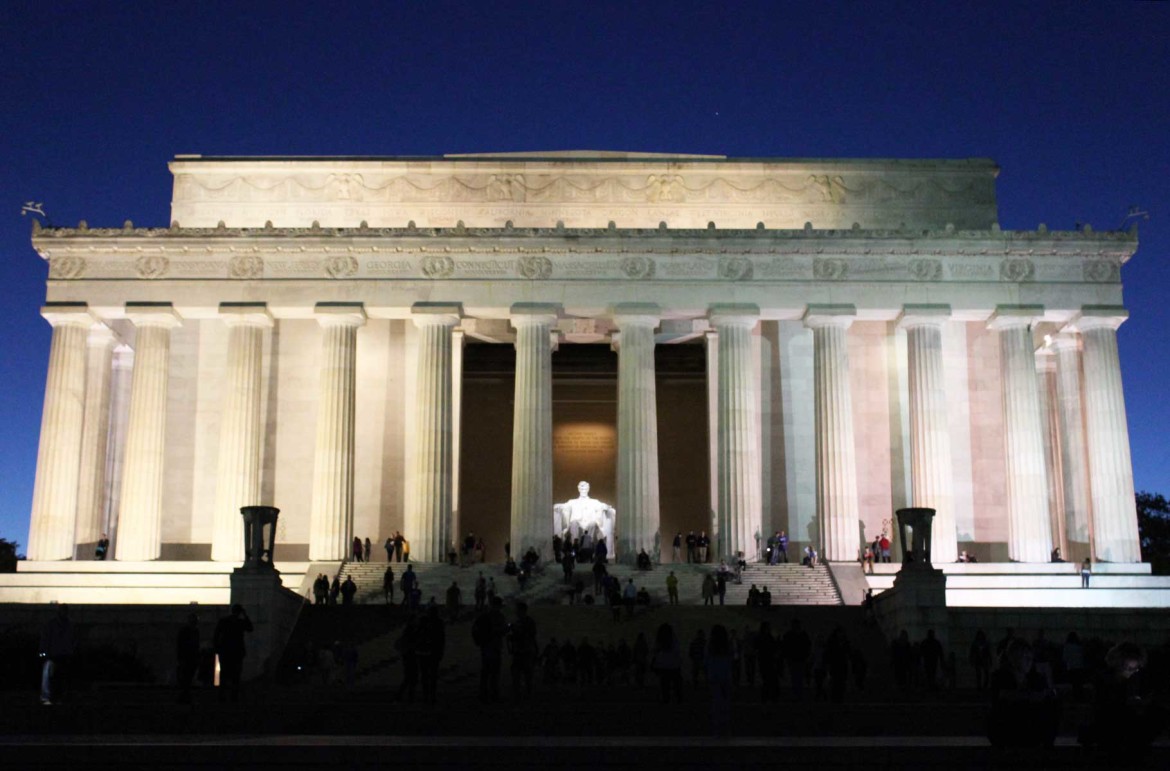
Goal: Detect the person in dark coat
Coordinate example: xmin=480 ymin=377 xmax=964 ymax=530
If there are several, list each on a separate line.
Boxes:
xmin=340 ymin=575 xmax=357 ymax=605
xmin=416 ymin=605 xmax=446 ymax=704
xmin=213 ymin=604 xmax=253 ymax=703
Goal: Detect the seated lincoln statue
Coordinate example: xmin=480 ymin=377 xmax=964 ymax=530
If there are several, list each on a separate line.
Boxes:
xmin=554 ymin=481 xmax=616 ymax=556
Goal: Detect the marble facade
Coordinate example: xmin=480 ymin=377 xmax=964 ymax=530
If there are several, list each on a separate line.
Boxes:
xmin=25 ymin=152 xmax=1142 ymax=566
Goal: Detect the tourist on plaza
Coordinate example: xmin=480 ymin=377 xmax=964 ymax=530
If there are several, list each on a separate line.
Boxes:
xmin=474 ymin=536 xmax=486 ymax=563
xmin=666 ymin=571 xmax=679 ymax=605
xmin=384 ymin=536 xmax=394 ymax=562
xmin=715 ymin=570 xmax=727 ymax=605
xmin=509 ymin=601 xmax=538 ymax=701
xmin=760 ymin=585 xmax=772 ymax=606
xmin=1081 ymin=558 xmax=1092 ymax=588
xmin=363 ymin=537 xmax=372 ymax=562
xmin=592 ymin=559 xmax=607 ymax=595
xmin=175 ymin=612 xmax=200 ymax=704
xmin=313 ymin=573 xmax=328 ymax=604
xmin=636 ymin=548 xmax=652 ymax=570
xmin=686 ymin=531 xmax=697 ymax=563
xmin=402 ymin=538 xmax=411 ymax=562
xmin=95 ymin=533 xmax=109 ymax=560
xmin=445 ymin=580 xmax=462 ymax=620
xmin=400 ymin=564 xmax=417 ymax=605
xmin=701 ymin=573 xmax=716 ymax=606
xmin=879 ymin=533 xmax=891 ymax=563
xmin=863 ymin=546 xmax=875 ymax=573
xmin=416 ymin=605 xmax=446 ymax=704
xmin=562 ymin=549 xmax=575 ymax=584
xmin=39 ymin=604 xmax=75 ymax=706
xmin=803 ymin=545 xmax=818 ymax=567
xmin=351 ymin=536 xmax=363 ymax=562
xmin=472 ymin=595 xmax=507 ymax=702
xmin=340 ymin=574 xmax=357 ymax=605
xmin=474 ymin=572 xmax=487 ymax=609
xmin=697 ymin=531 xmax=709 ymax=562
xmin=706 ymin=625 xmax=733 ymax=734
xmin=393 ymin=531 xmax=404 ymax=562
xmin=395 ymin=616 xmax=419 ymax=702
xmin=672 ymin=532 xmax=682 ymax=563
xmin=213 ymin=604 xmax=252 ymax=703
xmin=383 ymin=565 xmax=395 ymax=604
xmin=551 ymin=533 xmax=563 ymax=564
xmin=329 ymin=575 xmax=340 ymax=605
xmin=777 ymin=530 xmax=789 ymax=563
xmin=747 ymin=583 xmax=760 ymax=607
xmin=651 ymin=623 xmax=683 ymax=703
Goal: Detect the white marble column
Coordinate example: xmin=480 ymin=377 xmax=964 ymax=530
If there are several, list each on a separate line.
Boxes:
xmin=711 ymin=304 xmax=762 ymax=562
xmin=900 ymin=305 xmax=957 ymax=563
xmin=804 ymin=305 xmax=860 ymax=562
xmin=987 ymin=307 xmax=1051 ymax=562
xmin=27 ymin=303 xmax=94 ymax=561
xmin=509 ymin=304 xmax=558 ymax=558
xmin=116 ymin=304 xmax=182 ymax=561
xmin=613 ymin=304 xmax=661 ymax=563
xmin=73 ymin=324 xmax=117 ymax=552
xmin=309 ymin=303 xmax=365 ymax=561
xmin=103 ymin=345 xmax=134 ymax=550
xmin=406 ymin=303 xmax=461 ymax=562
xmin=1074 ymin=308 xmax=1141 ymax=562
xmin=211 ymin=304 xmax=273 ymax=563
xmin=451 ymin=326 xmax=465 ymax=548
xmin=1051 ymin=334 xmax=1091 ymax=551
xmin=1036 ymin=349 xmax=1066 ymax=555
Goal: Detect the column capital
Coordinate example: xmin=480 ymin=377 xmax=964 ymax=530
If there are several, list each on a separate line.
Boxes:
xmin=1034 ymin=348 xmax=1056 ymax=373
xmin=1048 ymin=332 xmax=1080 ymax=353
xmin=41 ymin=302 xmax=94 ymax=328
xmin=220 ymin=302 xmax=274 ymax=328
xmin=898 ymin=304 xmax=951 ymax=330
xmin=1067 ymin=305 xmax=1128 ymax=333
xmin=803 ymin=304 xmax=856 ymax=330
xmin=314 ymin=302 xmax=366 ymax=328
xmin=125 ymin=302 xmax=182 ymax=329
xmin=509 ymin=302 xmax=560 ymax=328
xmin=411 ymin=302 xmax=462 ymax=328
xmin=86 ymin=323 xmax=117 ymax=348
xmin=611 ymin=303 xmax=661 ymax=329
xmin=987 ymin=304 xmax=1043 ymax=331
xmin=709 ymin=303 xmax=760 ymax=329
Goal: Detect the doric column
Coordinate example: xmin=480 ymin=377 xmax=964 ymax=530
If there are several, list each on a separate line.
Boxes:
xmin=1074 ymin=307 xmax=1141 ymax=562
xmin=711 ymin=304 xmax=762 ymax=562
xmin=900 ymin=305 xmax=957 ymax=563
xmin=451 ymin=326 xmax=465 ymax=547
xmin=1051 ymin=334 xmax=1091 ymax=550
xmin=613 ymin=304 xmax=661 ymax=563
xmin=309 ymin=303 xmax=366 ymax=561
xmin=804 ymin=305 xmax=860 ymax=562
xmin=27 ymin=303 xmax=94 ymax=561
xmin=1036 ymin=349 xmax=1066 ymax=556
xmin=987 ymin=306 xmax=1051 ymax=562
xmin=509 ymin=304 xmax=558 ymax=558
xmin=103 ymin=345 xmax=134 ymax=549
xmin=406 ymin=303 xmax=461 ymax=562
xmin=73 ymin=324 xmax=117 ymax=552
xmin=211 ymin=303 xmax=273 ymax=563
xmin=116 ymin=303 xmax=182 ymax=561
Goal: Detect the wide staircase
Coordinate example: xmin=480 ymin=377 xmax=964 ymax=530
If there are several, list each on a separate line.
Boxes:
xmin=727 ymin=563 xmax=843 ymax=606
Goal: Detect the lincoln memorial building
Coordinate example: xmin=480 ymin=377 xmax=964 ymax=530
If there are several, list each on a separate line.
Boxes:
xmin=24 ymin=152 xmax=1143 ymax=573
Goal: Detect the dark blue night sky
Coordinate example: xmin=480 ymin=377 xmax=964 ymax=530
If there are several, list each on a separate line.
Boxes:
xmin=1 ymin=1 xmax=1167 ymax=545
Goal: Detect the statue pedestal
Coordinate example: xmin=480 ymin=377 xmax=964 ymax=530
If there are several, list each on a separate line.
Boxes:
xmin=230 ymin=567 xmax=303 ymax=681
xmin=874 ymin=566 xmax=948 ymax=652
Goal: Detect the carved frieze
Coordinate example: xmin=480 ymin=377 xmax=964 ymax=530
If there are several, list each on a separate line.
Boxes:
xmin=228 ymin=254 xmax=264 ymax=279
xmin=908 ymin=258 xmax=942 ymax=281
xmin=421 ymin=255 xmax=455 ymax=279
xmin=1000 ymin=258 xmax=1035 ymax=282
xmin=135 ymin=254 xmax=169 ymax=279
xmin=1083 ymin=259 xmax=1121 ymax=283
xmin=518 ymin=255 xmax=553 ymax=279
xmin=620 ymin=256 xmax=656 ymax=279
xmin=813 ymin=257 xmax=849 ymax=281
xmin=48 ymin=255 xmax=86 ymax=279
xmin=325 ymin=254 xmax=358 ymax=278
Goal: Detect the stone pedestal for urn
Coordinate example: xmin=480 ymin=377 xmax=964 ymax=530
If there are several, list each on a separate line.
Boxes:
xmin=872 ymin=507 xmax=949 ymax=651
xmin=229 ymin=505 xmax=304 ymax=680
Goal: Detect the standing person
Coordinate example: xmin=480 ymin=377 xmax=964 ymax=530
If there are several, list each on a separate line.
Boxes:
xmin=472 ymin=596 xmax=507 ymax=702
xmin=329 ymin=575 xmax=340 ymax=605
xmin=879 ymin=533 xmax=891 ymax=563
xmin=706 ymin=625 xmax=733 ymax=735
xmin=715 ymin=571 xmax=727 ymax=606
xmin=686 ymin=531 xmax=697 ymax=563
xmin=701 ymin=573 xmax=716 ymax=606
xmin=363 ymin=537 xmax=372 ymax=563
xmin=622 ymin=578 xmax=637 ymax=617
xmin=697 ymin=531 xmax=709 ymax=563
xmin=213 ymin=604 xmax=253 ymax=703
xmin=395 ymin=616 xmax=419 ymax=702
xmin=1081 ymin=558 xmax=1092 ymax=588
xmin=340 ymin=575 xmax=357 ymax=605
xmin=445 ymin=581 xmax=462 ymax=621
xmin=95 ymin=533 xmax=110 ymax=561
xmin=39 ymin=604 xmax=75 ymax=706
xmin=652 ymin=623 xmax=683 ymax=704
xmin=382 ymin=565 xmax=395 ymax=605
xmin=666 ymin=571 xmax=679 ymax=605
xmin=777 ymin=531 xmax=789 ymax=563
xmin=400 ymin=564 xmax=417 ymax=605
xmin=508 ymin=601 xmax=538 ymax=701
xmin=416 ymin=605 xmax=446 ymax=704
xmin=402 ymin=539 xmax=411 ymax=563
xmin=176 ymin=613 xmax=201 ymax=704
xmin=863 ymin=546 xmax=875 ymax=574
xmin=313 ymin=573 xmax=328 ymax=605
xmin=474 ymin=572 xmax=487 ymax=610
xmin=672 ymin=532 xmax=682 ymax=563
xmin=352 ymin=536 xmax=363 ymax=563
xmin=384 ymin=536 xmax=394 ymax=562
xmin=394 ymin=531 xmax=404 ymax=562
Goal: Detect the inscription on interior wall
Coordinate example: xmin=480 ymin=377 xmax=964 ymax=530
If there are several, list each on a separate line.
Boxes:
xmin=553 ymin=428 xmax=616 ymax=454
